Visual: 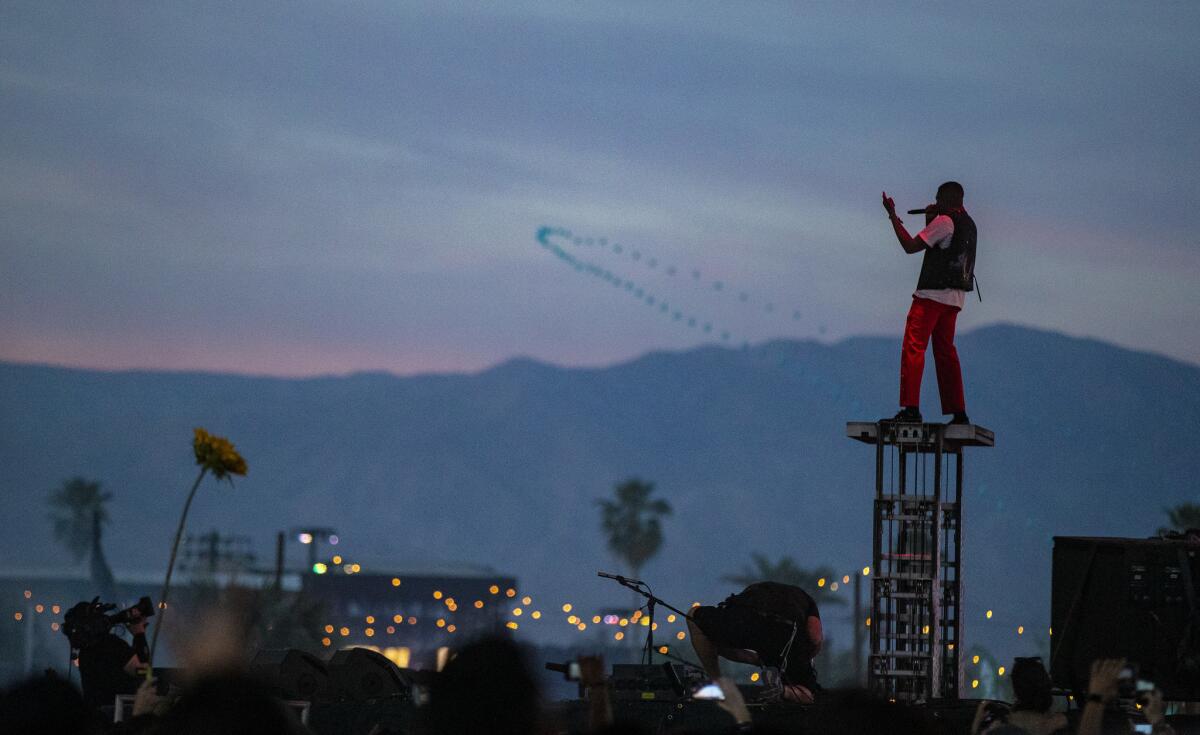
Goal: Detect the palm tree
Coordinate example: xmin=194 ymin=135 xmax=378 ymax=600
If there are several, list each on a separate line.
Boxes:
xmin=1160 ymin=503 xmax=1200 ymax=536
xmin=723 ymin=552 xmax=846 ymax=608
xmin=597 ymin=478 xmax=672 ymax=580
xmin=48 ymin=477 xmax=116 ymax=596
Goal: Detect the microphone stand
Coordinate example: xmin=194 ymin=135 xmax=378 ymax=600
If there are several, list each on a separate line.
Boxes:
xmin=598 ymin=573 xmax=693 ymax=665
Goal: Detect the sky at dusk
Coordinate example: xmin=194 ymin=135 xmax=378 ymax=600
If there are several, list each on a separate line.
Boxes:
xmin=2 ymin=2 xmax=1198 ymax=376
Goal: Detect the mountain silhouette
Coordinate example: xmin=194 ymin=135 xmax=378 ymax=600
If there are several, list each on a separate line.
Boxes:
xmin=2 ymin=323 xmax=1196 ymax=655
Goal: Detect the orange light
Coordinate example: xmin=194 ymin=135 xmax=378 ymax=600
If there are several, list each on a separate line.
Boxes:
xmin=489 ymin=585 xmax=500 ymax=595
xmin=391 ymin=578 xmax=401 ymax=587
xmin=340 ymin=627 xmax=350 ymax=637
xmin=436 ymin=619 xmax=446 ymax=628
xmin=35 ymin=604 xmax=44 ymax=613
xmin=750 ymin=672 xmax=760 ymax=682
xmin=408 ymin=617 xmax=417 ymax=625
xmin=23 ymin=590 xmax=31 ymax=599
xmin=567 ymin=615 xmax=578 ymax=624
xmin=562 ymin=604 xmax=572 ymax=613
xmin=366 ymin=616 xmax=375 ymax=624
xmin=474 ymin=600 xmax=484 ymax=609
xmin=51 ymin=605 xmax=61 ymax=614
xmin=447 ymin=624 xmax=457 ymax=633
xmin=577 ymin=623 xmax=586 ymax=631
xmin=13 ymin=612 xmax=22 ymax=621
xmin=659 ymin=646 xmax=669 ymax=654
xmin=592 ymin=615 xmax=602 ymax=624
xmin=325 ymin=624 xmax=334 ymax=633
xmin=393 ymin=614 xmax=403 ymax=624
xmin=506 ymin=621 xmax=519 ymax=630
xmin=676 ymin=631 xmax=686 ymax=640
xmin=531 ymin=611 xmax=542 ymax=619
xmin=667 ymin=614 xmax=677 ymax=623
xmin=521 ymin=596 xmax=532 ymax=605
xmin=387 ymin=626 xmax=395 ymax=634
xmin=365 ymin=628 xmax=375 ymax=637
xmin=433 ymin=590 xmax=443 ymax=600
xmin=505 ymin=588 xmax=516 ymax=598
xmin=513 ymin=608 xmax=523 ymax=616
xmin=843 ymin=575 xmax=850 ymax=584
xmin=322 ymin=637 xmax=331 ymax=647
xmin=614 ymin=632 xmax=624 ymax=641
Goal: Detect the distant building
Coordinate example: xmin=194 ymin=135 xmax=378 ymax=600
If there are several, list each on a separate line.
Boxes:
xmin=0 ymin=557 xmax=518 ymax=684
xmin=304 ymin=560 xmax=517 ymax=670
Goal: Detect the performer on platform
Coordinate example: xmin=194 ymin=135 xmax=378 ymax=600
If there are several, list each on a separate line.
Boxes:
xmin=688 ymin=580 xmax=823 ymax=712
xmin=881 ymin=181 xmax=977 ymax=425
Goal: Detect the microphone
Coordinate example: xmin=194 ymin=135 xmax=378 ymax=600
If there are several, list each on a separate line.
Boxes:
xmin=906 ymin=208 xmax=929 ymax=215
xmin=598 ymin=571 xmax=644 ymax=586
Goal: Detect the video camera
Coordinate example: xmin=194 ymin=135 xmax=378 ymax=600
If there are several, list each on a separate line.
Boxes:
xmin=61 ymin=596 xmax=155 ymax=651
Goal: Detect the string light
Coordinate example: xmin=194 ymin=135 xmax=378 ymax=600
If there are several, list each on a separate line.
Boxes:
xmin=531 ymin=611 xmax=542 ymax=619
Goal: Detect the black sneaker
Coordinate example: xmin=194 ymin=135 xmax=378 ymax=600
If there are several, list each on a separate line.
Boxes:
xmin=949 ymin=412 xmax=970 ymax=425
xmin=889 ymin=407 xmax=923 ymax=423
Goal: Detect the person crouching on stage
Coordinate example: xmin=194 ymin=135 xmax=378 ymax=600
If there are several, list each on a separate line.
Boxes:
xmin=688 ymin=580 xmax=823 ymax=720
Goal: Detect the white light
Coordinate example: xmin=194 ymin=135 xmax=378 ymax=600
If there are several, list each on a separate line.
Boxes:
xmin=329 ymin=535 xmax=339 ymax=545
xmin=298 ymin=533 xmax=314 ymax=544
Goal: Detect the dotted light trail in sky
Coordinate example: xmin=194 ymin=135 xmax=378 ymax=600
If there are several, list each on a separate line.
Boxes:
xmin=536 ymin=226 xmax=810 ymax=343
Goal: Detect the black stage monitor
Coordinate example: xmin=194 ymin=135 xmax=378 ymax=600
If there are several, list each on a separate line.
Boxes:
xmin=1051 ymin=536 xmax=1200 ymax=700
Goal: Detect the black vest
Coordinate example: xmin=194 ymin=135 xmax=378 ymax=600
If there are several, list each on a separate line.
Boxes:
xmin=916 ymin=208 xmax=976 ymax=291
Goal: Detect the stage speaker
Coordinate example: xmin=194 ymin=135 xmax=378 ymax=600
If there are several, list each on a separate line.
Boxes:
xmin=1051 ymin=536 xmax=1200 ymax=699
xmin=328 ymin=647 xmax=413 ymax=702
xmin=250 ymin=648 xmax=329 ymax=702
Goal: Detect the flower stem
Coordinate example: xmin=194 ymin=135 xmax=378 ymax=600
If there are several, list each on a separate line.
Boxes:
xmin=149 ymin=467 xmax=207 ymax=666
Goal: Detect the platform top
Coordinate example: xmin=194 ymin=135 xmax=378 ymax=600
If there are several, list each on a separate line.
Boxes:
xmin=846 ymin=421 xmax=994 ymax=448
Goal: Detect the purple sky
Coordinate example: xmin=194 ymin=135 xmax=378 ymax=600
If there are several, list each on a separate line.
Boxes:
xmin=2 ymin=2 xmax=1198 ymax=376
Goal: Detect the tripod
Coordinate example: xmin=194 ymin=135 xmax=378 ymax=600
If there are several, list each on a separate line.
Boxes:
xmin=598 ymin=572 xmax=693 ymax=665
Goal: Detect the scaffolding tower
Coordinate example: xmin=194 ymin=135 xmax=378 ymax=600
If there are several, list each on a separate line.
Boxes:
xmin=846 ymin=420 xmax=993 ymax=703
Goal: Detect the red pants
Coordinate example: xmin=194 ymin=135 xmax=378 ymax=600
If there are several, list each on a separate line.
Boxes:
xmin=900 ymin=297 xmax=965 ymax=414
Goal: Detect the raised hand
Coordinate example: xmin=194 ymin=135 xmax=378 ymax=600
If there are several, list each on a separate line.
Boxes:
xmin=882 ymin=191 xmax=897 ymax=217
